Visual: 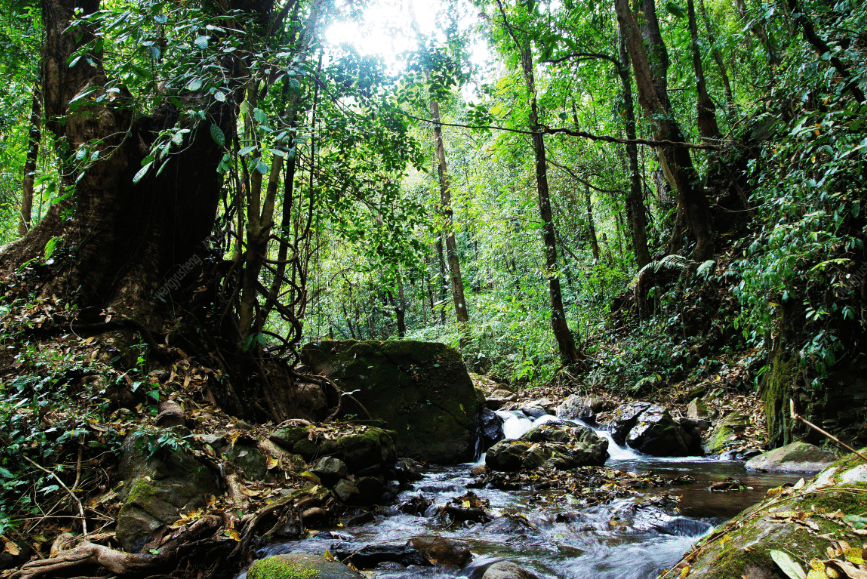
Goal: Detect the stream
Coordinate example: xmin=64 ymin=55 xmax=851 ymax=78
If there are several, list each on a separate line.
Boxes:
xmin=238 ymin=411 xmax=802 ymax=579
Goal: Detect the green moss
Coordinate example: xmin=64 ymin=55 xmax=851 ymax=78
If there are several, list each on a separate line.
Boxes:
xmin=248 ymin=558 xmax=320 ymax=579
xmin=764 ymin=348 xmax=795 ymax=446
xmin=712 ymin=546 xmax=772 ymax=579
xmin=830 ymin=450 xmax=867 ymax=473
xmin=800 ymin=483 xmax=867 ymax=515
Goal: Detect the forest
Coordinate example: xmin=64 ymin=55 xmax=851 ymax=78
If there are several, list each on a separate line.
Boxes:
xmin=0 ymin=0 xmax=865 ymax=577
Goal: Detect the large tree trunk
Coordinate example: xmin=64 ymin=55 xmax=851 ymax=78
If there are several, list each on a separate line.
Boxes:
xmin=520 ymin=47 xmax=581 ymax=365
xmin=618 ymin=22 xmax=651 ymax=268
xmin=1 ymin=0 xmax=230 ymax=327
xmin=429 ymin=98 xmax=470 ymax=325
xmin=687 ymin=0 xmax=722 ymax=140
xmin=697 ymin=0 xmax=735 ymax=112
xmin=615 ymin=0 xmax=715 ymax=260
xmin=19 ymin=87 xmax=40 ymax=237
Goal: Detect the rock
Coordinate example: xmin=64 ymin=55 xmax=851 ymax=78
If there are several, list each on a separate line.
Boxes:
xmin=343 ymin=511 xmax=375 ymax=526
xmin=356 ymin=476 xmax=385 ymax=502
xmin=686 ymin=398 xmax=712 ymax=421
xmin=485 ymin=514 xmax=540 ymax=535
xmin=332 ymin=479 xmax=360 ymax=503
xmin=477 ymin=407 xmax=505 ymax=449
xmin=392 ymin=457 xmax=423 ymax=483
xmin=271 ymin=425 xmax=397 ymax=473
xmin=605 ymin=402 xmax=651 ymax=445
xmin=310 ymin=457 xmax=348 ymax=485
xmin=626 ymin=405 xmax=693 ymax=456
xmin=257 ymin=438 xmax=307 ymax=473
xmin=703 ymin=412 xmax=748 ymax=455
xmin=408 ymin=535 xmax=472 ymax=567
xmin=486 ymin=389 xmax=517 ymax=410
xmin=483 ymin=560 xmax=540 ymax=579
xmin=521 ymin=404 xmax=548 ymax=419
xmin=486 ymin=423 xmax=608 ymax=471
xmin=439 ymin=491 xmax=492 ymax=523
xmin=0 ymin=540 xmax=33 ymax=571
xmin=664 ymin=450 xmax=867 ymax=579
xmin=557 ymin=394 xmax=596 ymax=424
xmin=248 ymin=553 xmax=363 ymax=579
xmin=301 ymin=340 xmax=480 ymax=463
xmin=156 ymin=400 xmax=185 ymax=427
xmin=745 ymin=441 xmax=837 ymax=473
xmin=399 ymin=494 xmax=433 ymax=516
xmin=330 ymin=543 xmax=429 ymax=568
xmin=223 ymin=444 xmax=267 ymax=480
xmin=471 ymin=464 xmax=486 ymax=476
xmin=115 ymin=430 xmax=218 ymax=553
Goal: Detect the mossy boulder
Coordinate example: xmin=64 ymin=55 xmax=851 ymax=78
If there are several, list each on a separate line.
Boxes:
xmin=223 ymin=444 xmax=267 ymax=480
xmin=626 ymin=404 xmax=694 ymax=456
xmin=116 ymin=429 xmax=218 ymax=553
xmin=745 ymin=440 xmax=837 ymax=473
xmin=703 ymin=411 xmax=748 ymax=455
xmin=248 ymin=553 xmax=363 ymax=579
xmin=271 ymin=426 xmax=396 ymax=472
xmin=301 ymin=340 xmax=480 ymax=463
xmin=486 ymin=423 xmax=608 ymax=471
xmin=604 ymin=402 xmax=651 ymax=445
xmin=661 ymin=449 xmax=867 ymax=579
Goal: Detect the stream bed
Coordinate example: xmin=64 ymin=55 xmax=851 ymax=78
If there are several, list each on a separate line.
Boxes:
xmin=238 ymin=413 xmax=802 ymax=579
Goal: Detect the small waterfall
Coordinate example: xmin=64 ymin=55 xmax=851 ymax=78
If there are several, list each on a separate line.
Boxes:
xmin=494 ymin=410 xmax=643 ymax=462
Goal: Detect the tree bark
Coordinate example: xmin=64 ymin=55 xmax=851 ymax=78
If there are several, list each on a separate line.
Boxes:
xmin=697 ymin=0 xmax=735 ymax=112
xmin=617 ymin=23 xmax=651 ymax=268
xmin=687 ymin=0 xmax=722 ymax=140
xmin=435 ymin=236 xmax=448 ymax=325
xmin=429 ymin=98 xmax=470 ymax=325
xmin=19 ymin=87 xmax=40 ymax=237
xmin=615 ymin=0 xmax=715 ymax=260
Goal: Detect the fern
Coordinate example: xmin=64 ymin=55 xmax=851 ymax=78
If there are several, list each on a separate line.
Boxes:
xmin=696 ymin=260 xmax=717 ymax=280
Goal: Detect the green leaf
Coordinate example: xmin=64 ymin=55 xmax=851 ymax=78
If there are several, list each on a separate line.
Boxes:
xmin=666 ymin=1 xmax=686 ymax=17
xmin=253 ymin=108 xmax=267 ymax=124
xmin=133 ymin=162 xmax=152 ymax=184
xmin=147 ymin=390 xmax=160 ymax=402
xmin=769 ymin=550 xmax=806 ymax=579
xmin=210 ymin=124 xmax=226 ymax=147
xmin=238 ymin=145 xmax=257 ymax=156
xmin=256 ymin=159 xmax=268 ymax=175
xmin=186 ymin=78 xmax=202 ymax=91
xmin=214 ymin=90 xmax=226 ymax=102
xmin=194 ymin=35 xmax=209 ymax=49
xmin=44 ymin=237 xmax=58 ymax=260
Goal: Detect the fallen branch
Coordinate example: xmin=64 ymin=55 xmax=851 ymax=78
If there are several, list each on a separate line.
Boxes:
xmin=21 ymin=455 xmax=87 ymax=536
xmin=790 ymin=399 xmax=867 ymax=462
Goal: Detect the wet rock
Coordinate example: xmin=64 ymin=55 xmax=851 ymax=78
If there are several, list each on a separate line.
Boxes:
xmin=310 ymin=457 xmax=348 ymax=485
xmin=557 ymin=394 xmax=596 ymax=425
xmin=486 ymin=441 xmax=534 ymax=471
xmin=686 ymin=398 xmax=713 ymax=421
xmin=115 ymin=429 xmax=218 ymax=553
xmin=605 ymin=402 xmax=651 ymax=445
xmin=332 ymin=479 xmax=360 ymax=503
xmin=626 ymin=405 xmax=693 ymax=456
xmin=392 ymin=457 xmax=423 ymax=483
xmin=521 ymin=405 xmax=548 ymax=419
xmin=329 ymin=543 xmax=429 ymax=568
xmin=486 ymin=389 xmax=517 ymax=410
xmin=471 ymin=464 xmax=487 ymax=476
xmin=408 ymin=535 xmax=473 ymax=567
xmin=486 ymin=422 xmax=608 ymax=471
xmin=661 ymin=450 xmax=867 ymax=579
xmin=399 ymin=494 xmax=433 ymax=516
xmin=485 ymin=514 xmax=540 ymax=535
xmin=439 ymin=491 xmax=492 ymax=523
xmin=523 ymin=423 xmax=609 ymax=465
xmin=478 ymin=407 xmax=505 ymax=449
xmin=271 ymin=425 xmax=397 ymax=473
xmin=744 ymin=441 xmax=837 ymax=473
xmin=483 ymin=560 xmax=540 ymax=579
xmin=248 ymin=553 xmax=363 ymax=579
xmin=301 ymin=340 xmax=480 ymax=463
xmin=703 ymin=412 xmax=748 ymax=455
xmin=357 ymin=475 xmax=385 ymax=502
xmin=343 ymin=511 xmax=375 ymax=527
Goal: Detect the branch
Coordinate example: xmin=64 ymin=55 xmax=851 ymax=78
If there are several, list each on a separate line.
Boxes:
xmin=790 ymin=399 xmax=867 ymax=462
xmin=543 ymin=52 xmax=622 ymax=69
xmin=398 ymin=111 xmax=723 ymax=150
xmin=547 ymin=158 xmax=626 ymax=194
xmin=21 ymin=455 xmax=87 ymax=536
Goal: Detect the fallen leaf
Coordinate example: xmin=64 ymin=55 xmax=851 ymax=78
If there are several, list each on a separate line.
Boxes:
xmin=770 ymin=550 xmax=806 ymax=579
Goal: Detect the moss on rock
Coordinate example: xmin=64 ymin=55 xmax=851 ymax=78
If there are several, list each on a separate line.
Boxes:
xmin=248 ymin=553 xmax=363 ymax=579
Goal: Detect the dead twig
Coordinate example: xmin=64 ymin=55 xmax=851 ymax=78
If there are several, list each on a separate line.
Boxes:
xmin=21 ymin=455 xmax=88 ymax=536
xmin=790 ymin=399 xmax=867 ymax=463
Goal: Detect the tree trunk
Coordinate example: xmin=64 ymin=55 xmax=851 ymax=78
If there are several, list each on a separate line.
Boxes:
xmin=697 ymin=0 xmax=735 ymax=112
xmin=618 ymin=23 xmax=651 ymax=268
xmin=615 ymin=0 xmax=715 ymax=260
xmin=584 ymin=186 xmax=600 ymax=262
xmin=687 ymin=0 xmax=722 ymax=140
xmin=435 ymin=236 xmax=448 ymax=324
xmin=520 ymin=47 xmax=581 ymax=365
xmin=19 ymin=87 xmax=40 ymax=237
xmin=429 ymin=98 xmax=470 ymax=325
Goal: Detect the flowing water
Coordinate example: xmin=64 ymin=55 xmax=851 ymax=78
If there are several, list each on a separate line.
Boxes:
xmin=238 ymin=412 xmax=802 ymax=579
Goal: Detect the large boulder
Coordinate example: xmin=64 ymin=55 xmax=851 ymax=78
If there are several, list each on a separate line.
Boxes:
xmin=686 ymin=398 xmax=713 ymax=421
xmin=301 ymin=340 xmax=480 ymax=463
xmin=661 ymin=450 xmax=867 ymax=579
xmin=745 ymin=440 xmax=837 ymax=473
xmin=483 ymin=561 xmax=540 ymax=579
xmin=478 ymin=407 xmax=505 ymax=450
xmin=248 ymin=553 xmax=363 ymax=579
xmin=626 ymin=404 xmax=694 ymax=456
xmin=408 ymin=536 xmax=473 ymax=568
xmin=703 ymin=411 xmax=748 ymax=455
xmin=116 ymin=428 xmax=219 ymax=553
xmin=486 ymin=423 xmax=608 ymax=471
xmin=605 ymin=402 xmax=651 ymax=445
xmin=270 ymin=425 xmax=397 ymax=472
xmin=557 ymin=394 xmax=596 ymax=424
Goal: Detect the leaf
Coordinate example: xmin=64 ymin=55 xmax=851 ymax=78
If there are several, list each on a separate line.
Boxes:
xmin=238 ymin=146 xmax=257 ymax=156
xmin=666 ymin=1 xmax=686 ymax=17
xmin=194 ymin=35 xmax=209 ymax=49
xmin=266 ymin=456 xmax=278 ymax=470
xmin=256 ymin=160 xmax=268 ymax=175
xmin=210 ymin=124 xmax=226 ymax=147
xmin=214 ymin=90 xmax=226 ymax=102
xmin=770 ymin=550 xmax=807 ymax=579
xmin=133 ymin=162 xmax=152 ymax=184
xmin=186 ymin=78 xmax=202 ymax=91
xmin=226 ymin=529 xmax=241 ymax=541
